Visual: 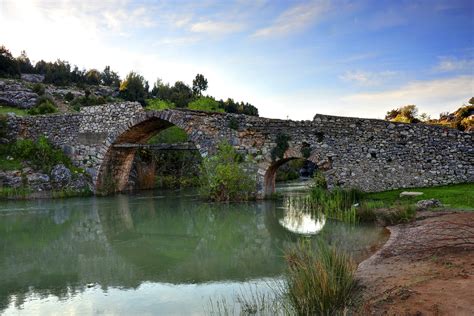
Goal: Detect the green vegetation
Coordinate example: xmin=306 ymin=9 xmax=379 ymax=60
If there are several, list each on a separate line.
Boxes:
xmin=0 ymin=104 xmax=28 ymax=116
xmin=285 ymin=242 xmax=356 ymax=315
xmin=227 ymin=117 xmax=239 ymax=130
xmin=200 ymin=142 xmax=255 ymax=201
xmin=27 ymin=96 xmax=58 ymax=115
xmin=188 ymin=96 xmax=224 ymax=112
xmin=31 ymin=83 xmax=45 ymax=95
xmin=0 ymin=45 xmax=20 ymax=78
xmin=365 ymin=183 xmax=474 ymax=210
xmin=309 ymin=186 xmax=361 ymax=224
xmin=276 ymin=160 xmax=303 ymax=182
xmin=1 ymin=136 xmax=79 ymax=173
xmin=271 ymin=133 xmax=290 ymax=161
xmin=146 ymin=98 xmax=175 ymax=110
xmin=192 ymin=73 xmax=208 ymax=96
xmin=119 ymin=71 xmax=148 ymax=106
xmin=149 ymin=126 xmax=188 ymax=143
xmin=386 ymin=99 xmax=473 ymax=131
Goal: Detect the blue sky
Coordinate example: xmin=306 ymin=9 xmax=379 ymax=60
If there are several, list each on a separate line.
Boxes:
xmin=1 ymin=0 xmax=473 ymax=119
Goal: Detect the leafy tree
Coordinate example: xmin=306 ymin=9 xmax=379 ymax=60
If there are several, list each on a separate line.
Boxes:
xmin=469 ymin=97 xmax=474 ymax=105
xmin=192 ymin=73 xmax=208 ymax=96
xmin=0 ymin=45 xmax=20 ymax=78
xmin=16 ymin=50 xmax=34 ymax=73
xmin=150 ymin=78 xmax=173 ymax=100
xmin=43 ymin=59 xmax=72 ymax=86
xmin=119 ymin=71 xmax=148 ymax=106
xmin=85 ymin=69 xmax=101 ymax=85
xmin=100 ymin=65 xmax=120 ymax=87
xmin=200 ymin=141 xmax=255 ymax=201
xmin=385 ymin=105 xmax=420 ymax=123
xmin=169 ymin=81 xmax=194 ymax=108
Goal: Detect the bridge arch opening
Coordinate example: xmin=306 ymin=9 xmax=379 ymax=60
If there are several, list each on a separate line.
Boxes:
xmin=96 ymin=116 xmax=202 ymax=194
xmin=263 ymin=156 xmax=331 ymax=196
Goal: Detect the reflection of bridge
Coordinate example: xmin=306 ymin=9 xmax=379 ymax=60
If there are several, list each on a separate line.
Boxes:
xmin=9 ymin=102 xmax=473 ymax=196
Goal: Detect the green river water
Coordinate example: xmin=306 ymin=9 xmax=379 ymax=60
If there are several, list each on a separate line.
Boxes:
xmin=0 ymin=181 xmax=388 ymax=315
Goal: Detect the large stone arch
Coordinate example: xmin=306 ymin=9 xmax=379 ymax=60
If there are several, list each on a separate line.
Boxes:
xmin=95 ymin=111 xmax=215 ymax=194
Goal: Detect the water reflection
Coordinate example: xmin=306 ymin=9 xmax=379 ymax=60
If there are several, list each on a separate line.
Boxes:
xmin=0 ymin=184 xmax=388 ymax=315
xmin=277 ymin=193 xmax=324 ymax=235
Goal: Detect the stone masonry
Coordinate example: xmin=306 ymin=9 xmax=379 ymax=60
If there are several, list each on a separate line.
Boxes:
xmin=7 ymin=102 xmax=474 ymax=198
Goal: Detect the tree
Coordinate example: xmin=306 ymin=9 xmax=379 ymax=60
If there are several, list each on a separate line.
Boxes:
xmin=0 ymin=45 xmax=20 ymax=78
xmin=192 ymin=73 xmax=208 ymax=96
xmin=16 ymin=50 xmax=34 ymax=73
xmin=119 ymin=71 xmax=147 ymax=106
xmin=85 ymin=69 xmax=101 ymax=85
xmin=170 ymin=81 xmax=194 ymax=108
xmin=101 ymin=65 xmax=120 ymax=87
xmin=469 ymin=97 xmax=474 ymax=106
xmin=385 ymin=105 xmax=419 ymax=123
xmin=43 ymin=59 xmax=72 ymax=86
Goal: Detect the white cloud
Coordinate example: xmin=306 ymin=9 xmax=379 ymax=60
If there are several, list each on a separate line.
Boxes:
xmin=434 ymin=57 xmax=474 ymax=73
xmin=340 ymin=70 xmax=397 ymax=86
xmin=190 ymin=21 xmax=244 ymax=35
xmin=252 ymin=0 xmax=330 ymax=37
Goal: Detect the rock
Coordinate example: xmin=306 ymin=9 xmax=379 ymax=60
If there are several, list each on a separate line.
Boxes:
xmin=416 ymin=199 xmax=442 ymax=209
xmin=21 ymin=73 xmax=45 ymax=83
xmin=50 ymin=164 xmax=72 ymax=188
xmin=400 ymin=191 xmax=424 ymax=197
xmin=26 ymin=173 xmax=51 ymax=191
xmin=69 ymin=173 xmax=92 ymax=191
xmin=0 ymin=79 xmax=38 ymax=109
xmin=0 ymin=171 xmax=23 ymax=188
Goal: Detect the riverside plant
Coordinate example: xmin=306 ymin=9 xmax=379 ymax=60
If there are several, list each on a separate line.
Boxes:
xmin=284 ymin=242 xmax=356 ymax=315
xmin=308 ymin=186 xmax=362 ymax=224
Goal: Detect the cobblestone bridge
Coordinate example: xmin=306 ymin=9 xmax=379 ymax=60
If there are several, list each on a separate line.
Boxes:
xmin=9 ymin=102 xmax=473 ymax=197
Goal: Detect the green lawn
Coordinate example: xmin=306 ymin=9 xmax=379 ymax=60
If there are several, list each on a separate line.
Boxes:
xmin=0 ymin=105 xmax=28 ymax=116
xmin=365 ymin=183 xmax=474 ymax=210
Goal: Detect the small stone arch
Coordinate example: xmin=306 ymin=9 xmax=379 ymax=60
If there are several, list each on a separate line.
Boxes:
xmin=262 ymin=151 xmax=333 ymax=196
xmin=95 ymin=111 xmax=210 ymax=194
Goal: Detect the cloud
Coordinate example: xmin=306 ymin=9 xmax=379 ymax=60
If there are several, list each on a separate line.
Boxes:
xmin=190 ymin=20 xmax=245 ymax=35
xmin=434 ymin=56 xmax=474 ymax=73
xmin=340 ymin=70 xmax=397 ymax=86
xmin=339 ymin=75 xmax=473 ymax=118
xmin=252 ymin=0 xmax=330 ymax=37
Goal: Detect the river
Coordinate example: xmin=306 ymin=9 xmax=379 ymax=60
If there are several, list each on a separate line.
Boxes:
xmin=0 ymin=181 xmax=387 ymax=315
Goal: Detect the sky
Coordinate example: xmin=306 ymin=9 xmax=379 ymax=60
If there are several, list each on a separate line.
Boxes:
xmin=0 ymin=0 xmax=473 ymax=120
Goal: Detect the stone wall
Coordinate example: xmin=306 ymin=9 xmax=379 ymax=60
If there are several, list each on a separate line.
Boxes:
xmin=7 ymin=102 xmax=473 ymax=197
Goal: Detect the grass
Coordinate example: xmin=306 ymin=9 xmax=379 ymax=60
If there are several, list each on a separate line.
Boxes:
xmin=309 ymin=186 xmax=362 ymax=224
xmin=365 ymin=183 xmax=474 ymax=210
xmin=0 ymin=104 xmax=28 ymax=116
xmin=284 ymin=242 xmax=356 ymax=315
xmin=0 ymin=187 xmax=31 ymax=199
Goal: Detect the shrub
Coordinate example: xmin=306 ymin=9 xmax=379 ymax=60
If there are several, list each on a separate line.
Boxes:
xmin=64 ymin=91 xmax=74 ymax=102
xmin=146 ymin=98 xmax=175 ymax=110
xmin=0 ymin=114 xmax=7 ymax=139
xmin=284 ymin=242 xmax=356 ymax=315
xmin=188 ymin=96 xmax=224 ymax=112
xmin=227 ymin=117 xmax=239 ymax=130
xmin=32 ymin=83 xmax=45 ymax=96
xmin=11 ymin=136 xmax=73 ymax=172
xmin=200 ymin=141 xmax=255 ymax=201
xmin=312 ymin=170 xmax=327 ymax=189
xmin=28 ymin=97 xmax=57 ymax=115
xmin=271 ymin=132 xmax=290 ymax=161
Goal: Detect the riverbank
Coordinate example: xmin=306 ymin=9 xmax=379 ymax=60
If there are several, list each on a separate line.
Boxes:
xmin=355 ymin=210 xmax=474 ymax=315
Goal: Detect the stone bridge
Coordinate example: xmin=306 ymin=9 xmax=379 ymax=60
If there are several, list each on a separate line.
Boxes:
xmin=8 ymin=102 xmax=474 ymax=197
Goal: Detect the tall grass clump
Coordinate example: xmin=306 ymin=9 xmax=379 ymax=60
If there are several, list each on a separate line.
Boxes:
xmin=309 ymin=186 xmax=362 ymax=224
xmin=284 ymin=242 xmax=356 ymax=315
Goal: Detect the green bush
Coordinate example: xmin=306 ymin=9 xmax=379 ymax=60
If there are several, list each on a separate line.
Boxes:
xmin=188 ymin=96 xmax=224 ymax=112
xmin=11 ymin=136 xmax=73 ymax=172
xmin=146 ymin=98 xmax=175 ymax=110
xmin=32 ymin=83 xmax=45 ymax=96
xmin=28 ymin=100 xmax=57 ymax=115
xmin=0 ymin=114 xmax=7 ymax=139
xmin=285 ymin=242 xmax=356 ymax=315
xmin=64 ymin=91 xmax=74 ymax=102
xmin=227 ymin=117 xmax=239 ymax=130
xmin=200 ymin=141 xmax=255 ymax=201
xmin=271 ymin=132 xmax=290 ymax=161
xmin=312 ymin=170 xmax=327 ymax=189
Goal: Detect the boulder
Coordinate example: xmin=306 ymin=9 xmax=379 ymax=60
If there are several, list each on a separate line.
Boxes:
xmin=399 ymin=191 xmax=424 ymax=197
xmin=416 ymin=199 xmax=442 ymax=210
xmin=26 ymin=173 xmax=51 ymax=191
xmin=50 ymin=164 xmax=72 ymax=188
xmin=0 ymin=79 xmax=38 ymax=109
xmin=0 ymin=171 xmax=23 ymax=188
xmin=21 ymin=73 xmax=45 ymax=83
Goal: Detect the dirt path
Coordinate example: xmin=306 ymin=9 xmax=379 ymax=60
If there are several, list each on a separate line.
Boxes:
xmin=355 ymin=211 xmax=474 ymax=316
